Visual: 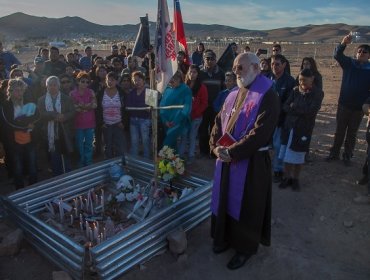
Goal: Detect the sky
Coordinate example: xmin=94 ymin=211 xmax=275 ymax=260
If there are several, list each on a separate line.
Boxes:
xmin=0 ymin=0 xmax=369 ymax=30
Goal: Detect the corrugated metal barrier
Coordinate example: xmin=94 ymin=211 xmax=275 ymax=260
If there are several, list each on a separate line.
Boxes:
xmin=0 ymin=156 xmax=212 ymax=279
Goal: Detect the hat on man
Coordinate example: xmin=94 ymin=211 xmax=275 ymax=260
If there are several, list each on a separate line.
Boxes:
xmin=34 ymin=56 xmax=44 ymax=64
xmin=111 ymin=45 xmax=118 ymax=51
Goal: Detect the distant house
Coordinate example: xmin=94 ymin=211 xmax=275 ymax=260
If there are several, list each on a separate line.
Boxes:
xmin=49 ymin=41 xmax=66 ymax=48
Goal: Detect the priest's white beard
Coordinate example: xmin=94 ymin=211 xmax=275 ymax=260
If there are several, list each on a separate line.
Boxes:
xmin=237 ymin=66 xmax=258 ymax=88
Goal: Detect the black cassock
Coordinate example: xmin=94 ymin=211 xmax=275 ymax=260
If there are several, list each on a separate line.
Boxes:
xmin=209 ymin=88 xmax=280 ymax=254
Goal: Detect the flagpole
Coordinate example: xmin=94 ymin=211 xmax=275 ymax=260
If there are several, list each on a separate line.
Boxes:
xmin=149 ymin=41 xmax=159 ymax=187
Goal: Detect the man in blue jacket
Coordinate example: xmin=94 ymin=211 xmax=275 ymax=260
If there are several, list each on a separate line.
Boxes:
xmin=326 ymin=34 xmax=370 ymax=166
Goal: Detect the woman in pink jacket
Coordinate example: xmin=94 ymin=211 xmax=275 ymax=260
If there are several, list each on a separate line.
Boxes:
xmin=70 ymin=72 xmax=97 ymax=167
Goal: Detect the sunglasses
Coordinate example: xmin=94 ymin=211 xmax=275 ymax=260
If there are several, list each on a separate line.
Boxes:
xmin=232 ymin=65 xmax=243 ymax=72
xmin=205 ymin=57 xmax=215 ymax=61
xmin=357 ymin=49 xmax=369 ymax=54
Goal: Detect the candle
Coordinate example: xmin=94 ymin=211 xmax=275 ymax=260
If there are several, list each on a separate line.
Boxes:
xmin=49 ymin=202 xmax=55 ymax=216
xmin=79 ymin=214 xmax=83 ymax=223
xmin=88 ymin=242 xmax=93 ymax=262
xmin=74 ymin=207 xmax=78 ymax=217
xmin=80 ymin=222 xmax=83 ymax=231
xmin=90 ymin=198 xmax=94 ymax=215
xmin=79 ymin=196 xmax=84 ymax=210
xmin=85 ymin=221 xmax=89 ymax=238
xmin=103 ymin=227 xmax=106 ymax=241
xmin=89 ymin=227 xmax=93 ymax=241
xmin=59 ymin=201 xmax=64 ymax=222
xmin=70 ymin=214 xmax=73 ymax=226
xmin=93 ymin=225 xmax=98 ymax=240
xmin=87 ymin=190 xmax=91 ymax=211
xmin=84 ymin=198 xmax=88 ymax=211
xmin=101 ymin=195 xmax=104 ymax=214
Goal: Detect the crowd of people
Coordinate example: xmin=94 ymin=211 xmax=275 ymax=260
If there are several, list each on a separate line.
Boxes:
xmin=0 ymin=33 xmax=369 ymax=269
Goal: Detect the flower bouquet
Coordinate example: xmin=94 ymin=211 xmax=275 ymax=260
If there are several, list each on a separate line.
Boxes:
xmin=157 ymin=146 xmax=185 ymax=182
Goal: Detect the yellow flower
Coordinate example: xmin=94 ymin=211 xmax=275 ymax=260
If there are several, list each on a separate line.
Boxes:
xmin=159 ymin=161 xmax=167 ymax=173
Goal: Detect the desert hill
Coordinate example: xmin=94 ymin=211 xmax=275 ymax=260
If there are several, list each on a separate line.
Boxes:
xmin=0 ymin=12 xmax=369 ymax=43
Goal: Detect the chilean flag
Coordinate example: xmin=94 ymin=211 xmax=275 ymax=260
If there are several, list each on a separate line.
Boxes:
xmin=155 ymin=0 xmax=178 ymax=93
xmin=173 ymin=0 xmax=190 ymax=65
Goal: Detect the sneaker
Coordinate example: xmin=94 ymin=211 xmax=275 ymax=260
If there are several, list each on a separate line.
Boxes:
xmin=291 ymin=178 xmax=300 ymax=191
xmin=353 ymin=195 xmax=370 ymax=204
xmin=273 ymin=171 xmax=283 ymax=183
xmin=356 ymin=175 xmax=369 ymax=185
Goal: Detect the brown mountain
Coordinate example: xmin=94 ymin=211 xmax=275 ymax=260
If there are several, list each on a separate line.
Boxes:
xmin=0 ymin=12 xmax=369 ymax=43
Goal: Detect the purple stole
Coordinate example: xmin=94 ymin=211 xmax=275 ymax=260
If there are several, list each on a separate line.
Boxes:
xmin=211 ymin=74 xmax=273 ymax=221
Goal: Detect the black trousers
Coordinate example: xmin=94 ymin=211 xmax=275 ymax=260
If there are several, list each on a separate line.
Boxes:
xmin=198 ymin=106 xmax=216 ymax=155
xmin=330 ymin=104 xmax=363 ymax=158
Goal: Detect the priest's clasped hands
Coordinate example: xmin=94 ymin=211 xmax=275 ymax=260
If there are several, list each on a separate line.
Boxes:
xmin=214 ymin=146 xmax=232 ymax=162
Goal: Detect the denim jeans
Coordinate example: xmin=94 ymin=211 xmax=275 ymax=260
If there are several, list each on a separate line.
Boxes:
xmin=272 ymin=127 xmax=284 ymax=172
xmin=129 ymin=117 xmax=151 ymax=158
xmin=13 ymin=142 xmax=38 ymax=188
xmin=179 ymin=117 xmax=202 ymax=159
xmin=103 ymin=123 xmax=125 ymax=159
xmin=75 ymin=128 xmax=95 ymax=167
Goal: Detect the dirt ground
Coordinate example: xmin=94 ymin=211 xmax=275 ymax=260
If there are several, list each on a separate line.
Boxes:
xmin=1 ymin=45 xmax=370 ymax=279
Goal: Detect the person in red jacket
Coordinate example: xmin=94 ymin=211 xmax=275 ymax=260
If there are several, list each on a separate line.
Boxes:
xmin=179 ymin=64 xmax=208 ymax=164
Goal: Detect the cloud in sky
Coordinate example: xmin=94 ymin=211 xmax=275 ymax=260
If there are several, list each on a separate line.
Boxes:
xmin=0 ymin=0 xmax=368 ymax=30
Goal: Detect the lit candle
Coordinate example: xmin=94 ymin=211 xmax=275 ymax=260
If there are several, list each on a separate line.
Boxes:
xmin=79 ymin=213 xmax=83 ymax=223
xmin=103 ymin=227 xmax=106 ymax=241
xmin=84 ymin=198 xmax=88 ymax=211
xmin=74 ymin=207 xmax=78 ymax=217
xmin=93 ymin=224 xmax=98 ymax=240
xmin=80 ymin=221 xmax=83 ymax=231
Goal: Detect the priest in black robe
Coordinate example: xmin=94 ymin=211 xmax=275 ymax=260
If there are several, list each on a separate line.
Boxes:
xmin=209 ymin=52 xmax=280 ymax=270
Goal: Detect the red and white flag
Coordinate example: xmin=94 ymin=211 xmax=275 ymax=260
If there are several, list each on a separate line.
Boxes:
xmin=155 ymin=0 xmax=177 ymax=93
xmin=173 ymin=0 xmax=190 ymax=65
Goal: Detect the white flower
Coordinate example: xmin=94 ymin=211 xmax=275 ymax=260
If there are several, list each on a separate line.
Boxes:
xmin=116 ymin=193 xmax=126 ymax=202
xmin=177 ymin=166 xmax=185 ymax=175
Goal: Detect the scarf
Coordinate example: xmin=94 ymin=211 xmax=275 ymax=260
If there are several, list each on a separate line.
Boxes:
xmin=45 ymin=91 xmax=61 ymax=152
